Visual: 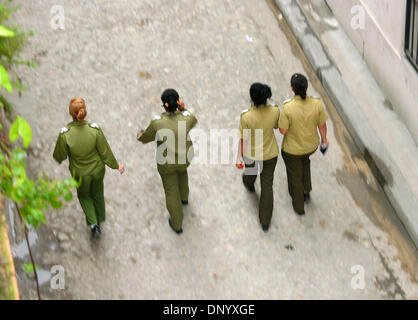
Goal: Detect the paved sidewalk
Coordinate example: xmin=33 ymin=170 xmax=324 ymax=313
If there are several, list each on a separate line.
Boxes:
xmin=4 ymin=0 xmax=418 ymax=299
xmin=274 ymin=0 xmax=418 ymax=248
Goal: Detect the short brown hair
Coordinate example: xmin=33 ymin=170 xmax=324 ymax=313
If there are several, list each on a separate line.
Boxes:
xmin=69 ymin=98 xmax=87 ymax=121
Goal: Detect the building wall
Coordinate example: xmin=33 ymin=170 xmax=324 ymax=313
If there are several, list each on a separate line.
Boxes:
xmin=326 ymin=0 xmax=418 ymax=143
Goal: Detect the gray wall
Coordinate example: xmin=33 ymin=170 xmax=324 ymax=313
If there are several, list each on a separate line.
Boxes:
xmin=326 ymin=0 xmax=418 ymax=143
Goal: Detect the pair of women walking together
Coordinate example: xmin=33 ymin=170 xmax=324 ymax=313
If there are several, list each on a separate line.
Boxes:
xmin=236 ymin=73 xmax=329 ymax=232
xmin=53 ymin=90 xmax=196 ymax=237
xmin=53 ymin=73 xmax=328 ymax=236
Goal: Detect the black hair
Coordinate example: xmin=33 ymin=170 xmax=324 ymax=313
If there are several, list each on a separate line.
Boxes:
xmin=291 ymin=73 xmax=308 ymax=99
xmin=161 ymin=89 xmax=180 ymax=114
xmin=249 ymin=83 xmax=272 ymax=107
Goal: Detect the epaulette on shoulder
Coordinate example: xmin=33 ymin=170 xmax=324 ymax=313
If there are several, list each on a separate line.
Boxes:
xmin=241 ymin=109 xmax=249 ymax=116
xmin=60 ymin=127 xmax=69 ymax=134
xmin=182 ymin=110 xmax=192 ymax=117
xmin=282 ymin=98 xmax=292 ymax=105
xmin=152 ymin=115 xmax=162 ymax=121
xmin=89 ymin=123 xmax=100 ymax=129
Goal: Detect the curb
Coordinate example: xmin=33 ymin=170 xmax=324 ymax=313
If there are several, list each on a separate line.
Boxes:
xmin=274 ymin=0 xmax=418 ymax=247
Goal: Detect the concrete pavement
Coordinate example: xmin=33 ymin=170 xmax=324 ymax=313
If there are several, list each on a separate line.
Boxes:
xmin=4 ymin=0 xmax=418 ymax=299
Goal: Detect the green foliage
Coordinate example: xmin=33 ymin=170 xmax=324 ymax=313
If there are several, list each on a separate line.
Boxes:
xmin=0 ymin=2 xmax=74 ymax=229
xmin=0 ymin=118 xmax=78 ymax=228
xmin=0 ymin=3 xmax=73 ymax=299
xmin=0 ymin=24 xmax=14 ymax=37
xmin=0 ymin=63 xmax=12 ymax=92
xmin=8 ymin=115 xmax=31 ymax=148
xmin=0 ymin=1 xmax=36 ymax=112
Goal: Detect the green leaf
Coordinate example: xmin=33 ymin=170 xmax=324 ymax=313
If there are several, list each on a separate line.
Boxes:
xmin=0 ymin=25 xmax=15 ymax=37
xmin=9 ymin=119 xmax=19 ymax=144
xmin=39 ymin=212 xmax=46 ymax=224
xmin=27 ymin=61 xmax=38 ymax=68
xmin=0 ymin=64 xmax=13 ymax=93
xmin=8 ymin=116 xmax=32 ymax=148
xmin=64 ymin=192 xmax=73 ymax=201
xmin=50 ymin=198 xmax=62 ymax=209
xmin=21 ymin=263 xmax=40 ymax=275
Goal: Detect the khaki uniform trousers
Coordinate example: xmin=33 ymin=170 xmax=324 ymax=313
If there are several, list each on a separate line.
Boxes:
xmin=158 ymin=164 xmax=189 ymax=231
xmin=243 ymin=156 xmax=278 ymax=226
xmin=75 ymin=168 xmax=106 ymax=226
xmin=281 ymin=150 xmax=316 ymax=212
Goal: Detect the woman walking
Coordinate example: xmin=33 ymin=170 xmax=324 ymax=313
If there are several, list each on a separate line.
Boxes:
xmin=236 ymin=83 xmax=280 ymax=232
xmin=137 ymin=89 xmax=197 ymax=234
xmin=279 ymin=74 xmax=329 ymax=215
xmin=53 ymin=98 xmax=124 ymax=237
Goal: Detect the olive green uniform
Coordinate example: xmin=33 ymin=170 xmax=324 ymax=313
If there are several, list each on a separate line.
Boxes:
xmin=278 ymin=95 xmax=328 ymax=212
xmin=53 ymin=120 xmax=119 ymax=225
xmin=138 ymin=109 xmax=197 ymax=231
xmin=239 ymin=105 xmax=280 ymax=226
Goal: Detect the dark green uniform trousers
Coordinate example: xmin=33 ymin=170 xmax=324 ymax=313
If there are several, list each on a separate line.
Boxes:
xmin=243 ymin=157 xmax=278 ymax=226
xmin=158 ymin=164 xmax=189 ymax=231
xmin=281 ymin=150 xmax=315 ymax=213
xmin=75 ymin=168 xmax=106 ymax=226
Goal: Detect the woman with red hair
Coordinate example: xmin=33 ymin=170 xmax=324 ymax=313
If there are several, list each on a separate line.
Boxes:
xmin=53 ymin=98 xmax=124 ymax=237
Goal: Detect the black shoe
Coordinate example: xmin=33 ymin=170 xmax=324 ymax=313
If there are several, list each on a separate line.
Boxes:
xmin=295 ymin=209 xmax=305 ymax=216
xmin=304 ymin=193 xmax=311 ymax=202
xmin=242 ymin=175 xmax=255 ymax=193
xmin=292 ymin=202 xmax=305 ymax=216
xmin=262 ymin=224 xmax=270 ymax=232
xmin=169 ymin=219 xmax=183 ymax=234
xmin=182 ymin=200 xmax=189 ymax=205
xmin=91 ymin=225 xmax=101 ymax=238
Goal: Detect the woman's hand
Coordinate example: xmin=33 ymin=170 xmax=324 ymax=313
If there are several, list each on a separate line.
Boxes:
xmin=236 ymin=139 xmax=245 ymax=169
xmin=118 ymin=163 xmax=125 ymax=175
xmin=137 ymin=129 xmax=144 ymax=139
xmin=321 ymin=138 xmax=330 ymax=147
xmin=236 ymin=156 xmax=245 ymax=170
xmin=178 ymin=100 xmax=185 ymax=111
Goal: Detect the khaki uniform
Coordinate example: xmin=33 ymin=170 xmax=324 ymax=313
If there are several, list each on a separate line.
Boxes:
xmin=239 ymin=105 xmax=280 ymax=226
xmin=53 ymin=120 xmax=119 ymax=225
xmin=138 ymin=109 xmax=197 ymax=231
xmin=279 ymin=96 xmax=328 ymax=212
xmin=239 ymin=105 xmax=280 ymax=161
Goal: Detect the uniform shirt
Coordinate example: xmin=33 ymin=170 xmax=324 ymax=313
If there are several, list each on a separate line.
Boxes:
xmin=53 ymin=120 xmax=119 ymax=176
xmin=279 ymin=95 xmax=328 ymax=156
xmin=138 ymin=109 xmax=198 ymax=165
xmin=239 ymin=105 xmax=280 ymax=161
